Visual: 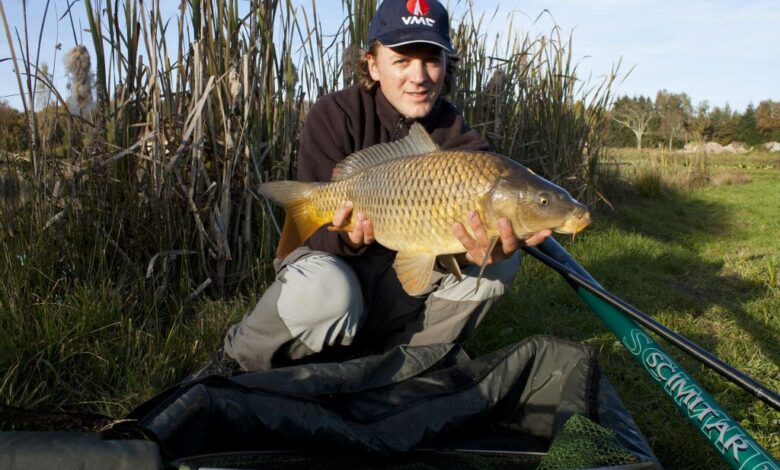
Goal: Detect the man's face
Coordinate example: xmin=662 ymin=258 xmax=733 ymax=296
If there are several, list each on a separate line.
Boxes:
xmin=367 ymin=43 xmax=446 ymax=119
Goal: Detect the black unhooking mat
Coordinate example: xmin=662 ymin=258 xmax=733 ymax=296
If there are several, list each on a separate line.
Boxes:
xmin=125 ymin=335 xmax=657 ymax=467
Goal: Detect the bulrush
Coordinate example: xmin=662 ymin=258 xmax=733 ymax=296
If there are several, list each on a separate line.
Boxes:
xmin=64 ymin=45 xmax=94 ymax=116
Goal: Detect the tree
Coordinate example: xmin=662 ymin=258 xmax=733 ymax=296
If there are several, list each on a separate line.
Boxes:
xmin=655 ymin=90 xmax=693 ymax=150
xmin=755 ymin=100 xmax=780 ymax=141
xmin=709 ymin=104 xmax=737 ymax=145
xmin=0 ymin=100 xmax=27 ymax=152
xmin=734 ymin=104 xmax=762 ymax=145
xmin=611 ymin=95 xmax=655 ymax=149
xmin=690 ymin=100 xmax=712 ymax=142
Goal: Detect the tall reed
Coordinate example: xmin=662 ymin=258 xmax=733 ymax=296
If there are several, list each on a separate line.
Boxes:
xmin=2 ymin=1 xmax=615 ymax=297
xmin=450 ymin=9 xmax=617 ymax=200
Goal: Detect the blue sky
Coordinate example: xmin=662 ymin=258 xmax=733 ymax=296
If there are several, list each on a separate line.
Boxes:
xmin=1 ymin=0 xmax=778 ymax=112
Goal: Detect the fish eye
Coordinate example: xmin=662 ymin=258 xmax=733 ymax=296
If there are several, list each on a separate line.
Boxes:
xmin=538 ymin=193 xmax=550 ymax=206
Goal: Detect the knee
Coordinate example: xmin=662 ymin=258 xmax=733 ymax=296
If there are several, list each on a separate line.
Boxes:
xmin=277 ymin=254 xmax=363 ymax=350
xmin=282 ymin=254 xmax=362 ymax=317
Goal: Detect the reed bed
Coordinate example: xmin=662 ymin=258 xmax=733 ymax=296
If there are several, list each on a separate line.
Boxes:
xmin=0 ymin=0 xmax=615 ymax=418
xmin=451 ymin=9 xmax=617 ymax=201
xmin=604 ymin=147 xmax=711 ymax=200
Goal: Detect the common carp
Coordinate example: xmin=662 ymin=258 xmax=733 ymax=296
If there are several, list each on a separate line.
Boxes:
xmin=260 ymin=122 xmax=590 ymax=296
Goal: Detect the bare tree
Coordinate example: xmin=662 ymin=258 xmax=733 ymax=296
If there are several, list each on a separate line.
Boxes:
xmin=611 ymin=96 xmax=655 ymax=149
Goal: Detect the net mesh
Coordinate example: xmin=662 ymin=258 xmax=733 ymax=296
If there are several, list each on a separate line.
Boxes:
xmin=537 ymin=414 xmax=642 ymax=470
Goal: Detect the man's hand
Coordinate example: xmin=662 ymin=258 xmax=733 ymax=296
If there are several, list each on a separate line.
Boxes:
xmin=522 ymin=229 xmax=552 ymax=248
xmin=452 ymin=211 xmax=551 ymax=266
xmin=333 ymin=201 xmax=375 ymax=249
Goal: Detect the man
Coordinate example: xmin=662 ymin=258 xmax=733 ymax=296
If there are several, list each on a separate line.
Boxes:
xmin=194 ymin=0 xmax=550 ymax=376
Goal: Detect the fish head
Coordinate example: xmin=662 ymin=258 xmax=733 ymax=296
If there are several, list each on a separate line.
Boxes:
xmin=489 ymin=166 xmax=591 ymax=237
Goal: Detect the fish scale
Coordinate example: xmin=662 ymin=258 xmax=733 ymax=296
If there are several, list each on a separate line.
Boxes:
xmin=308 ymin=151 xmax=509 ymax=254
xmin=259 ymin=122 xmax=590 ymax=296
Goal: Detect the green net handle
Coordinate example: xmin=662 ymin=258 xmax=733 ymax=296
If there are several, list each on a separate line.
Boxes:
xmin=537 ymin=239 xmax=779 ymax=470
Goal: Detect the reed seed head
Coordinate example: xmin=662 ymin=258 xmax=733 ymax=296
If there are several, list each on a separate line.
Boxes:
xmin=64 ymin=45 xmax=95 ymax=115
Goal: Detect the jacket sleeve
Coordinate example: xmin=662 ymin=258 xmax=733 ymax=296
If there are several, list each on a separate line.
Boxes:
xmin=296 ymin=97 xmax=367 ymax=257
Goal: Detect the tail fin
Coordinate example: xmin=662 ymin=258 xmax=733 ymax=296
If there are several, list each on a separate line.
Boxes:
xmin=260 ymin=181 xmax=322 ymax=259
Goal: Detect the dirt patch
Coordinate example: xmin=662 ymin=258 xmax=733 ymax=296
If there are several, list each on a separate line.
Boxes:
xmin=683 ymin=141 xmax=753 ymax=154
xmin=764 ymin=141 xmax=780 ymax=152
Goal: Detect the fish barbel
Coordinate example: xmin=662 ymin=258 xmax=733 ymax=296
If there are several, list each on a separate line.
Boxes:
xmin=260 ymin=122 xmax=590 ymax=296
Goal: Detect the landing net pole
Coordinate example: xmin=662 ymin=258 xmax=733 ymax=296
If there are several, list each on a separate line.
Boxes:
xmin=524 ymin=237 xmax=779 ymax=470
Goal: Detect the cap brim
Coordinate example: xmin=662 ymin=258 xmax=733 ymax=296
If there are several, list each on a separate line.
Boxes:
xmin=376 ymin=29 xmax=453 ymax=54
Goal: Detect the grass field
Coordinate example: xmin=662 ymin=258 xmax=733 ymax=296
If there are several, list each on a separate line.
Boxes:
xmin=470 ymin=148 xmax=780 ymax=468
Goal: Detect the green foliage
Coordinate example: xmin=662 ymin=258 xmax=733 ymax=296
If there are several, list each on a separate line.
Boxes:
xmin=0 ymin=100 xmax=28 ymax=152
xmin=655 ymin=89 xmax=692 ymax=150
xmin=707 ymin=104 xmax=738 ymax=145
xmin=735 ymin=104 xmax=763 ymax=146
xmin=606 ymin=95 xmax=780 ymax=149
xmin=606 ymin=115 xmax=638 ymax=148
xmin=756 ymin=100 xmax=780 ymax=141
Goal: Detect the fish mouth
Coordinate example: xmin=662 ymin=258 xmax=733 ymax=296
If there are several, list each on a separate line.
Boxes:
xmin=553 ymin=210 xmax=591 ymax=235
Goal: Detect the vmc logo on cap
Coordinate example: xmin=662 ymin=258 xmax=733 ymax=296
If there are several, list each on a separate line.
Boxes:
xmin=407 ymin=0 xmax=429 ymax=16
xmin=403 ymin=0 xmax=435 ymax=26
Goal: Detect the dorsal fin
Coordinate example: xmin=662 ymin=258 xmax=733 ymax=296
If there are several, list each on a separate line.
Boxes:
xmin=332 ymin=122 xmax=439 ymax=181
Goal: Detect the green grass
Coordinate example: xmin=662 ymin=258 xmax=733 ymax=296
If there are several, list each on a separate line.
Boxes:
xmin=471 ymin=148 xmax=780 ymax=468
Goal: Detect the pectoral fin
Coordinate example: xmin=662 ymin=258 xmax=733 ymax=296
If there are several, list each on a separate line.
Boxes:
xmin=394 ymin=251 xmax=437 ymax=297
xmin=437 ymin=254 xmax=463 ymax=281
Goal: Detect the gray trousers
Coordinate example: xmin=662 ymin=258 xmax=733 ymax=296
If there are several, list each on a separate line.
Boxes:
xmin=224 ymin=246 xmax=521 ymax=371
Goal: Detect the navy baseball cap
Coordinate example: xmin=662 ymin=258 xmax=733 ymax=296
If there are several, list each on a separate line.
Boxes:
xmin=368 ymin=0 xmax=453 ymax=53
